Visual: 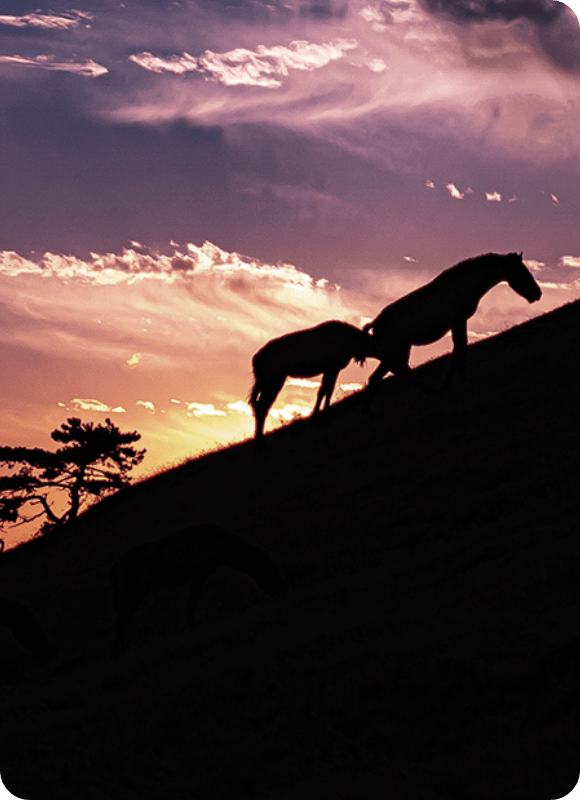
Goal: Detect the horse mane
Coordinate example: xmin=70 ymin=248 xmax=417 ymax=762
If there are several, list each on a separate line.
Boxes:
xmin=435 ymin=253 xmax=503 ymax=284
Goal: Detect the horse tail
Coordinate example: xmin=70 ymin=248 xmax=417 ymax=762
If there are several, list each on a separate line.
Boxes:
xmin=249 ymin=353 xmax=262 ymax=409
xmin=354 ymin=339 xmax=367 ymax=366
xmin=249 ymin=381 xmax=260 ymax=410
xmin=354 ymin=323 xmax=374 ymax=365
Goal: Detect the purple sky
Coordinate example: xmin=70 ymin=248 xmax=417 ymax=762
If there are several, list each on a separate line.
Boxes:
xmin=1 ymin=0 xmax=580 ymax=542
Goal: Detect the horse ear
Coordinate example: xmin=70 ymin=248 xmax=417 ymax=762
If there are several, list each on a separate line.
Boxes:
xmin=519 ymin=251 xmax=523 ymax=258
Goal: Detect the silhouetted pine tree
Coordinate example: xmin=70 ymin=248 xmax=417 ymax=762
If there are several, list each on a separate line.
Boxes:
xmin=0 ymin=418 xmax=145 ymax=536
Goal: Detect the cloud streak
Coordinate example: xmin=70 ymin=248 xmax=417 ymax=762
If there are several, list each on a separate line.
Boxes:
xmin=0 ymin=11 xmax=93 ymax=29
xmin=561 ymin=256 xmax=580 ymax=268
xmin=446 ymin=183 xmax=465 ymax=200
xmin=0 ymin=54 xmax=107 ymax=77
xmin=0 ymin=242 xmax=329 ymax=288
xmin=71 ymin=398 xmax=126 ymax=413
xmin=418 ymin=0 xmax=560 ymax=25
xmin=130 ymin=39 xmax=358 ymax=88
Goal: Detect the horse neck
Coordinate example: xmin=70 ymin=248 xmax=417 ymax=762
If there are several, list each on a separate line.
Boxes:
xmin=451 ymin=258 xmax=504 ymax=303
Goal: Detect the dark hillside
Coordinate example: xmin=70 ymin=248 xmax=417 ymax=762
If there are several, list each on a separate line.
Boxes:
xmin=2 ymin=299 xmax=580 ymax=799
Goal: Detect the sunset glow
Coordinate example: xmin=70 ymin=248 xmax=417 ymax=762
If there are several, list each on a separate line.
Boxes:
xmin=2 ymin=0 xmax=580 ymax=545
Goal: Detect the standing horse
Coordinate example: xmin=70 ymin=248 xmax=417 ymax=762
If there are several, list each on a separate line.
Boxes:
xmin=250 ymin=320 xmax=369 ymax=447
xmin=363 ymin=252 xmax=541 ymax=404
xmin=110 ymin=524 xmax=286 ymax=658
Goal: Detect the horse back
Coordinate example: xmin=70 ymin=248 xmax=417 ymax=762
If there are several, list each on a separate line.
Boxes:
xmin=370 ymin=269 xmax=490 ymax=345
xmin=254 ymin=320 xmax=362 ymax=378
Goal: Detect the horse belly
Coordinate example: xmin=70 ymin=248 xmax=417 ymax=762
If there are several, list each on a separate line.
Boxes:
xmin=374 ymin=312 xmax=445 ymax=350
xmin=288 ymin=363 xmax=325 ymax=378
xmin=386 ymin=301 xmax=452 ymax=347
xmin=411 ymin=324 xmax=451 ymax=346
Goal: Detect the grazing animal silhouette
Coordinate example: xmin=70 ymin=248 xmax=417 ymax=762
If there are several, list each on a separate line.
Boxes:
xmin=0 ymin=596 xmax=52 ymax=657
xmin=250 ymin=320 xmax=369 ymax=447
xmin=110 ymin=524 xmax=286 ymax=658
xmin=363 ymin=252 xmax=541 ymax=404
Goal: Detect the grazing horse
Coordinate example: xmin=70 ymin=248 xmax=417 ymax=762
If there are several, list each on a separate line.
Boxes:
xmin=110 ymin=524 xmax=286 ymax=658
xmin=0 ymin=596 xmax=52 ymax=657
xmin=250 ymin=320 xmax=369 ymax=447
xmin=363 ymin=252 xmax=542 ymax=404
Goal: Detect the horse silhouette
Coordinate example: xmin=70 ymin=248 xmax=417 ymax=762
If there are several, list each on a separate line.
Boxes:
xmin=250 ymin=320 xmax=369 ymax=447
xmin=110 ymin=524 xmax=286 ymax=658
xmin=363 ymin=252 xmax=541 ymax=404
xmin=0 ymin=595 xmax=52 ymax=657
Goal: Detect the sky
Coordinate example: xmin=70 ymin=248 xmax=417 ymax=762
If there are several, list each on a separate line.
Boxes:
xmin=1 ymin=0 xmax=580 ymax=541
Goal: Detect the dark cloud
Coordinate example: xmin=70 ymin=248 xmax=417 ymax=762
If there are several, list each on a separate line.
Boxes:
xmin=299 ymin=0 xmax=348 ymax=19
xmin=418 ymin=0 xmax=560 ymax=25
xmin=418 ymin=0 xmax=580 ymax=70
xmin=535 ymin=4 xmax=580 ymax=68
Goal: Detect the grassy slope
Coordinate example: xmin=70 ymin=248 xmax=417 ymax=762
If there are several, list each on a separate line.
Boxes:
xmin=2 ymin=300 xmax=580 ymax=799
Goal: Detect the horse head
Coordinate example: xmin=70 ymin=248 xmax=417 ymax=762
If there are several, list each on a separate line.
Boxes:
xmin=505 ymin=252 xmax=542 ymax=304
xmin=357 ymin=323 xmax=382 ymax=364
xmin=353 ymin=327 xmax=372 ymax=366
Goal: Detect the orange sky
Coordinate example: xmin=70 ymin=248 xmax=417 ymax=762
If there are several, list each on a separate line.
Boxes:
xmin=1 ymin=244 xmax=577 ymax=488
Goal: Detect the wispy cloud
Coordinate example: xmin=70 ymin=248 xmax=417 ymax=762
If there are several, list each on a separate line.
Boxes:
xmin=537 ymin=280 xmax=579 ymax=290
xmin=185 ymin=402 xmax=227 ymax=417
xmin=560 ymin=255 xmax=580 ymax=268
xmin=226 ymin=401 xmax=252 ymax=415
xmin=0 ymin=242 xmax=333 ymax=292
xmin=286 ymin=378 xmax=322 ymax=388
xmin=485 ymin=191 xmax=502 ymax=202
xmin=126 ymin=353 xmax=144 ymax=367
xmin=268 ymin=404 xmax=312 ymax=420
xmin=0 ymin=54 xmax=107 ymax=77
xmin=525 ymin=259 xmax=545 ymax=272
xmin=446 ymin=183 xmax=464 ymax=200
xmin=71 ymin=398 xmax=126 ymax=413
xmin=0 ymin=11 xmax=93 ymax=29
xmin=0 ymin=241 xmax=376 ymax=397
xmin=129 ymin=39 xmax=358 ymax=88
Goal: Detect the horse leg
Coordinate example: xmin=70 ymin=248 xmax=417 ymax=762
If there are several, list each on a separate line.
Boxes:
xmin=445 ymin=322 xmax=468 ymax=387
xmin=252 ymin=377 xmax=286 ymax=447
xmin=250 ymin=380 xmax=265 ymax=445
xmin=362 ymin=361 xmax=391 ymax=414
xmin=313 ymin=370 xmax=339 ymax=420
xmin=390 ymin=358 xmax=431 ymax=393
